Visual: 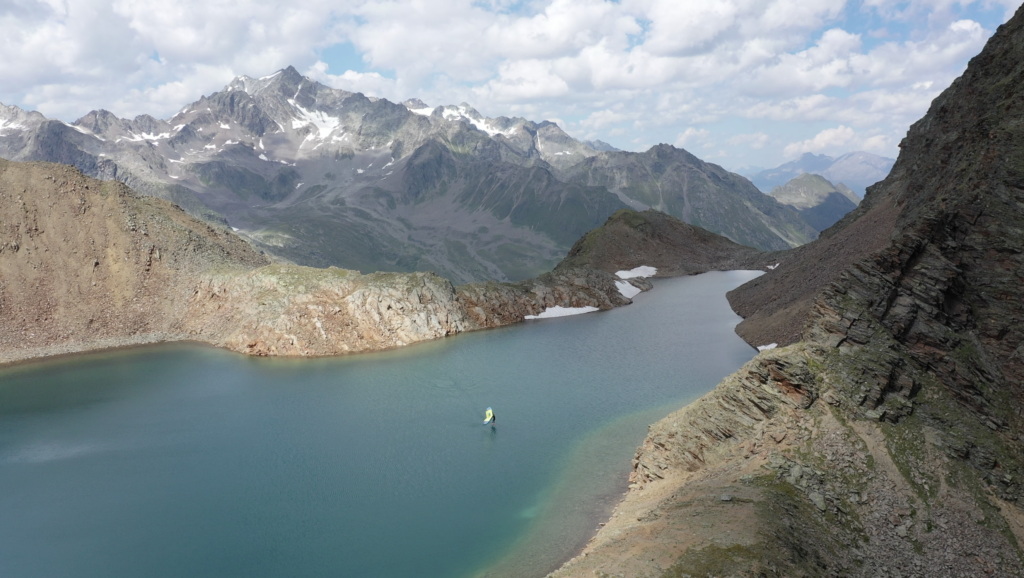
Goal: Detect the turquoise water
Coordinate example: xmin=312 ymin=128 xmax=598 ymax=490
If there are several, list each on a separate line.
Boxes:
xmin=0 ymin=271 xmax=761 ymax=578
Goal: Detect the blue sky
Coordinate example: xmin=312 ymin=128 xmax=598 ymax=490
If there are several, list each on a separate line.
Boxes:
xmin=1 ymin=0 xmax=1020 ymax=170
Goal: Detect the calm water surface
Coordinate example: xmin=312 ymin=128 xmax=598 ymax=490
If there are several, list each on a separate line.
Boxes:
xmin=0 ymin=271 xmax=761 ymax=578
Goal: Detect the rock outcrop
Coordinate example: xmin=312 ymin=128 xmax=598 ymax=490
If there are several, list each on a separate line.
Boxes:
xmin=554 ymin=7 xmax=1024 ymax=577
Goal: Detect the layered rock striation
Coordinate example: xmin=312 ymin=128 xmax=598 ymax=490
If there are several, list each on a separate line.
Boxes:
xmin=554 ymin=7 xmax=1024 ymax=577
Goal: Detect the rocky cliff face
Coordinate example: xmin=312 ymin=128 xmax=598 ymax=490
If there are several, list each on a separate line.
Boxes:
xmin=554 ymin=7 xmax=1024 ymax=577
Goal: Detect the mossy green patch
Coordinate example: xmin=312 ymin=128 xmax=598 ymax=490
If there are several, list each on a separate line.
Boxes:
xmin=882 ymin=414 xmax=939 ymax=504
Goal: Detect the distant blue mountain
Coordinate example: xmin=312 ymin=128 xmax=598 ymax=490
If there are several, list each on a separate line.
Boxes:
xmin=750 ymin=151 xmax=894 ymax=197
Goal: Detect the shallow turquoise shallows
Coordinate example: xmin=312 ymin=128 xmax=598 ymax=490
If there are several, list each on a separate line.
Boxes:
xmin=0 ymin=271 xmax=761 ymax=578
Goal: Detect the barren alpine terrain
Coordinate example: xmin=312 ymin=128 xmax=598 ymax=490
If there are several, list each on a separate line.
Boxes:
xmin=551 ymin=7 xmax=1024 ymax=577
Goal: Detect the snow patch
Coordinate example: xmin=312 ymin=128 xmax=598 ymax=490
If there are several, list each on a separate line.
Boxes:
xmin=0 ymin=119 xmax=28 ymax=133
xmin=766 ymin=263 xmax=779 ymax=270
xmin=117 ymin=131 xmax=170 ymax=143
xmin=525 ymin=306 xmax=599 ymax=320
xmin=757 ymin=343 xmax=778 ymax=352
xmin=259 ymin=70 xmax=282 ymax=80
xmin=615 ymin=281 xmax=642 ymax=299
xmin=219 ymin=123 xmax=230 ymax=130
xmin=259 ymin=138 xmax=264 ymax=150
xmin=204 ymin=144 xmax=216 ymax=150
xmin=60 ymin=122 xmax=97 ymax=137
xmin=356 ymin=169 xmax=364 ymax=174
xmin=288 ymin=100 xmax=342 ymax=139
xmin=616 ymin=266 xmax=657 ymax=279
xmin=173 ymin=124 xmax=186 ymax=132
xmin=258 ymin=154 xmax=268 ymax=161
xmin=296 ymin=183 xmax=303 ymax=189
xmin=409 ymin=107 xmax=435 ymax=116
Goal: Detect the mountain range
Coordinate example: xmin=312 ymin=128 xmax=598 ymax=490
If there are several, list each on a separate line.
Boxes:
xmin=749 ymin=151 xmax=895 ymax=196
xmin=0 ymin=67 xmax=816 ymax=283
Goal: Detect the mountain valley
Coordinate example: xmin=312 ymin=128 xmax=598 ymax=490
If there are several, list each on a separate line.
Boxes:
xmin=0 ymin=68 xmax=815 ymax=284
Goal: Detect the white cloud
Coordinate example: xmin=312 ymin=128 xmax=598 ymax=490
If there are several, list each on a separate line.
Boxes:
xmin=305 ymin=61 xmax=400 ymax=100
xmin=728 ymin=132 xmax=770 ymax=149
xmin=676 ymin=127 xmax=711 ymax=147
xmin=0 ymin=0 xmax=1020 ymax=167
xmin=784 ymin=125 xmax=864 ymax=157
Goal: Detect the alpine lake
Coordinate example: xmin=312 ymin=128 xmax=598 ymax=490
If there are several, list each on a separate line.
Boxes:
xmin=0 ymin=271 xmax=762 ymax=578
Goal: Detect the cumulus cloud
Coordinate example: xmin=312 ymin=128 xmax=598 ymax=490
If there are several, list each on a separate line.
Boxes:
xmin=305 ymin=61 xmax=400 ymax=100
xmin=728 ymin=132 xmax=770 ymax=149
xmin=784 ymin=125 xmax=857 ymax=157
xmin=0 ymin=0 xmax=1020 ymax=167
xmin=676 ymin=127 xmax=711 ymax=147
xmin=782 ymin=125 xmax=892 ymax=158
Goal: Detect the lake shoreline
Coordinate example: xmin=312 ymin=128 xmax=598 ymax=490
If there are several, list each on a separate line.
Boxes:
xmin=0 ymin=272 xmax=763 ymax=578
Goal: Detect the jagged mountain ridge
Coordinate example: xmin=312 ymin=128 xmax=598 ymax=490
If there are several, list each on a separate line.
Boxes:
xmin=0 ymin=66 xmax=815 ymax=283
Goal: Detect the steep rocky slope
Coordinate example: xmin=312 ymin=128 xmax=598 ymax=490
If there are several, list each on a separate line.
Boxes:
xmin=769 ymin=173 xmax=859 ymax=232
xmin=564 ymin=144 xmax=817 ymax=251
xmin=554 ymin=7 xmax=1024 ymax=577
xmin=0 ymin=69 xmax=813 ymax=283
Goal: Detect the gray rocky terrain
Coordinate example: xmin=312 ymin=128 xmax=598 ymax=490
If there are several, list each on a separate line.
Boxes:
xmin=553 ymin=6 xmax=1024 ymax=576
xmin=0 ymin=69 xmax=814 ymax=284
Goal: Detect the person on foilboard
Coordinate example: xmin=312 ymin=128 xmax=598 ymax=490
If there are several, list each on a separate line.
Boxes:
xmin=483 ymin=407 xmax=496 ymax=425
